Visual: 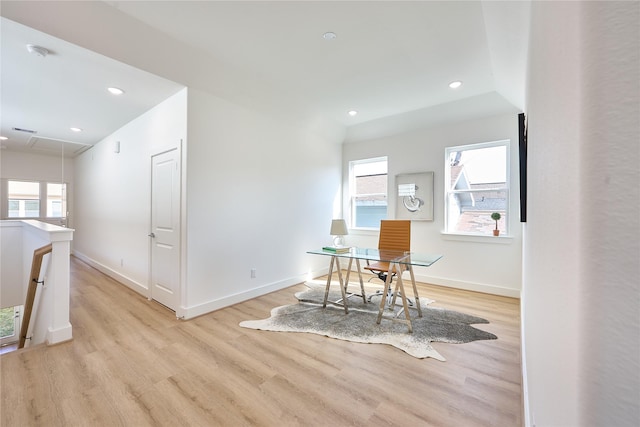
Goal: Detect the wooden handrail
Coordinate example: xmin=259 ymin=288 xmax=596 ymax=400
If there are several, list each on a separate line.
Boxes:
xmin=18 ymin=243 xmax=53 ymax=349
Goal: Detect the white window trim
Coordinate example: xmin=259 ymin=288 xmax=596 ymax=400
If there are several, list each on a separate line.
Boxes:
xmin=444 ymin=139 xmax=511 ymax=237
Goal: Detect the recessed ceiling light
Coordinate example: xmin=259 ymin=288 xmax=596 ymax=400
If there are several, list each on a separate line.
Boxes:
xmin=70 ymin=127 xmax=83 ymax=132
xmin=449 ymin=81 xmax=463 ymax=89
xmin=0 ymin=136 xmax=8 ymax=140
xmin=348 ymin=110 xmax=358 ymax=117
xmin=323 ymin=32 xmax=337 ymax=40
xmin=107 ymin=87 xmax=124 ymax=95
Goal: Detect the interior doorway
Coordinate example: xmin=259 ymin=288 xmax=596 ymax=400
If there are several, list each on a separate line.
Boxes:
xmin=149 ymin=148 xmax=181 ymax=311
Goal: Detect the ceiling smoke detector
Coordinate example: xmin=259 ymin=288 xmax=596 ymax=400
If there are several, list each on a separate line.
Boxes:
xmin=26 ymin=44 xmax=49 ymax=58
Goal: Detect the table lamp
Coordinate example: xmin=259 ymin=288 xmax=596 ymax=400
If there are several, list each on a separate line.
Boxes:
xmin=330 ymin=219 xmax=348 ymax=247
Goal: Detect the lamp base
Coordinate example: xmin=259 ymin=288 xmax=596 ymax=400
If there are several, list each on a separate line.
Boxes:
xmin=333 ymin=236 xmax=345 ymax=246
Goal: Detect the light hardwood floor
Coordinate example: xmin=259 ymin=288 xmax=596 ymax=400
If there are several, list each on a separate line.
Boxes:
xmin=1 ymin=257 xmax=523 ymax=426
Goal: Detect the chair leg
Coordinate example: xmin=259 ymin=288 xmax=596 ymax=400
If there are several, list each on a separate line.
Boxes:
xmin=367 ymin=273 xmax=389 ymax=303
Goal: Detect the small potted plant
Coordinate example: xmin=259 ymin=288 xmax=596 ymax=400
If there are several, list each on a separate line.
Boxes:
xmin=491 ymin=212 xmax=501 ymax=236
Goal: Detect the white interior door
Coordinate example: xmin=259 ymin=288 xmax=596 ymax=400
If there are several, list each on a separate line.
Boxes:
xmin=150 ymin=148 xmax=180 ymax=311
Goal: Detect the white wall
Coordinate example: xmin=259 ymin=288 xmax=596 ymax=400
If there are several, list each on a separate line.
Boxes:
xmin=183 ymin=88 xmax=342 ymax=317
xmin=72 ymin=86 xmax=342 ymax=318
xmin=523 ymin=1 xmax=639 ymax=426
xmin=0 ymin=150 xmax=74 ymax=183
xmin=342 ymin=113 xmax=522 ymax=297
xmin=73 ymin=89 xmax=187 ymax=296
xmin=0 ymin=222 xmax=23 ymax=308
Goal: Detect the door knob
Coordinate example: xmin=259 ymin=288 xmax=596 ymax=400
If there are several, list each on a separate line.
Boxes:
xmin=148 ymin=232 xmax=156 ymax=238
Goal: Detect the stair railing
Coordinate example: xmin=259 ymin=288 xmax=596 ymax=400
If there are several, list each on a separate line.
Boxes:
xmin=18 ymin=243 xmax=53 ymax=349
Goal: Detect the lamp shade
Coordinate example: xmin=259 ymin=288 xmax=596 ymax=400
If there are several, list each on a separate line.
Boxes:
xmin=330 ymin=219 xmax=348 ymax=236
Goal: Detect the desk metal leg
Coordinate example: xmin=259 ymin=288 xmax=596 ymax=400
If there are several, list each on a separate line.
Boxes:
xmin=335 ymin=257 xmax=348 ymax=313
xmin=376 ymin=268 xmax=393 ymax=319
xmin=395 ymin=268 xmax=413 ymax=332
xmin=376 ymin=261 xmax=413 ymax=333
xmin=337 ymin=258 xmax=368 ymax=305
xmin=323 ymin=256 xmax=349 ymax=314
xmin=322 ymin=256 xmax=335 ymax=309
xmin=343 ymin=258 xmax=353 ymax=297
xmin=408 ymin=264 xmax=422 ymax=318
xmin=355 ymin=259 xmax=367 ymax=303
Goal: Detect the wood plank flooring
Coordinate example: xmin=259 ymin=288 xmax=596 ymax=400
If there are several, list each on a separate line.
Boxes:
xmin=1 ymin=256 xmax=523 ymax=426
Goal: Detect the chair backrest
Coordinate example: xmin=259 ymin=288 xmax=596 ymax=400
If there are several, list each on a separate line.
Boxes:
xmin=378 ymin=220 xmax=411 ymax=252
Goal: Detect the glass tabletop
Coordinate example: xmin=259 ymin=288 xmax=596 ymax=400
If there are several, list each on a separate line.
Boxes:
xmin=307 ymin=247 xmax=442 ymax=267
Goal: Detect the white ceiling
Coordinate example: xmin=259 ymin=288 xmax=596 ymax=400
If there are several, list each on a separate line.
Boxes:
xmin=0 ymin=1 xmax=529 ymax=157
xmin=0 ymin=17 xmax=185 ymax=157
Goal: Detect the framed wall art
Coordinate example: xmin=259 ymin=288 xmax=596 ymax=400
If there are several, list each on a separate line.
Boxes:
xmin=395 ymin=172 xmax=434 ymax=221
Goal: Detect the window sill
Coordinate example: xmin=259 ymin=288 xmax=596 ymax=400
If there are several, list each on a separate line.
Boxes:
xmin=348 ymin=227 xmax=379 ymax=236
xmin=440 ymin=231 xmax=514 ymax=244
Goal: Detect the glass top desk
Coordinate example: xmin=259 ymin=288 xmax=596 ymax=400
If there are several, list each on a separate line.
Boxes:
xmin=307 ymin=248 xmax=443 ymax=332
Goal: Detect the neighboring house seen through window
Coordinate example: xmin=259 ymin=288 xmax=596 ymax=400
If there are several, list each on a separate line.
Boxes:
xmin=445 ymin=141 xmax=509 ymax=235
xmin=8 ymin=180 xmax=40 ymax=217
xmin=349 ymin=157 xmax=388 ymax=228
xmin=4 ymin=180 xmax=67 ymax=221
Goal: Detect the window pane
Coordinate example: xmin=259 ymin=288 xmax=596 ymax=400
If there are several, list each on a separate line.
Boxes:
xmin=448 ymin=190 xmax=507 ymax=234
xmin=0 ymin=307 xmax=16 ymax=339
xmin=8 ymin=200 xmax=19 ymax=217
xmin=7 ymin=181 xmax=40 ymax=218
xmin=47 ymin=183 xmax=67 ymax=218
xmin=354 ymin=195 xmax=387 ymax=228
xmin=355 ymin=174 xmax=387 ymax=195
xmin=25 ymin=200 xmax=40 ymax=217
xmin=350 ymin=157 xmax=388 ymax=228
xmin=353 ymin=160 xmax=387 ymax=178
xmin=449 ymin=145 xmax=506 ymax=190
xmin=446 ymin=142 xmax=509 ymax=234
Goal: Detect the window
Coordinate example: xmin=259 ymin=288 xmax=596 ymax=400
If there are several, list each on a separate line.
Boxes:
xmin=4 ymin=180 xmax=67 ymax=220
xmin=349 ymin=157 xmax=388 ymax=228
xmin=0 ymin=306 xmax=21 ymax=346
xmin=445 ymin=141 xmax=509 ymax=235
xmin=8 ymin=181 xmax=40 ymax=218
xmin=46 ymin=183 xmax=66 ymax=218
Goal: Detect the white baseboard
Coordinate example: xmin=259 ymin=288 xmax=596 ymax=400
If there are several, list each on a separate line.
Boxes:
xmin=521 ymin=291 xmax=532 ymax=427
xmin=47 ymin=323 xmax=73 ymax=345
xmin=413 ymin=274 xmax=521 ymax=299
xmin=316 ymin=264 xmax=520 ymax=298
xmin=72 ymin=251 xmax=149 ymax=297
xmin=180 ymin=273 xmax=313 ymax=320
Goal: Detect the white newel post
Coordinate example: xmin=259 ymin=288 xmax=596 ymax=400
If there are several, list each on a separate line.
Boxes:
xmin=47 ymin=237 xmax=73 ymax=344
xmin=16 ymin=220 xmax=74 ymax=346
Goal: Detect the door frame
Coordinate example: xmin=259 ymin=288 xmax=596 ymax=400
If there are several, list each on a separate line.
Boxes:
xmin=149 ymin=142 xmax=185 ymax=317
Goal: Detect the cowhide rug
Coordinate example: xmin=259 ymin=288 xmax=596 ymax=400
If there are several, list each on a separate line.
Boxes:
xmin=240 ymin=280 xmax=497 ymax=361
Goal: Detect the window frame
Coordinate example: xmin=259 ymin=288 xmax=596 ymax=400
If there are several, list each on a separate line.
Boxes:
xmin=0 ymin=306 xmax=22 ymax=346
xmin=348 ymin=156 xmax=388 ymax=230
xmin=444 ymin=140 xmax=511 ymax=236
xmin=1 ymin=179 xmax=68 ymax=222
